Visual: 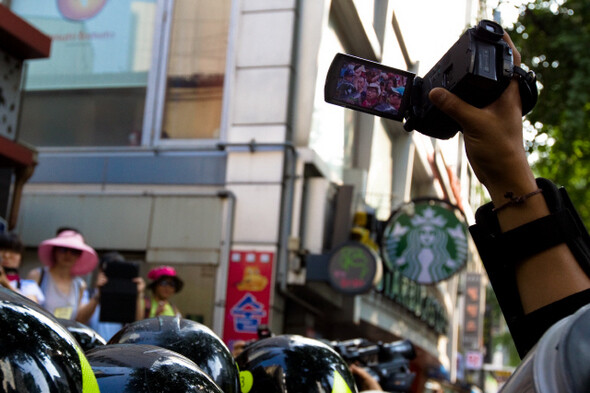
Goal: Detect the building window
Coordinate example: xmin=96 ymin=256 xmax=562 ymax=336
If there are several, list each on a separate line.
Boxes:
xmin=158 ymin=0 xmax=230 ymax=142
xmin=12 ymin=0 xmax=157 ymax=147
xmin=12 ymin=0 xmax=231 ymax=148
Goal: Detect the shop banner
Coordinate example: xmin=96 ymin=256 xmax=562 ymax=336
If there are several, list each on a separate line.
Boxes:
xmin=223 ymin=250 xmax=274 ymax=351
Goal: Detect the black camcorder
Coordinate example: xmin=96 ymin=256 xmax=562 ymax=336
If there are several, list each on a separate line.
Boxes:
xmin=324 ymin=20 xmax=538 ymax=139
xmin=331 ymin=338 xmax=416 ymax=392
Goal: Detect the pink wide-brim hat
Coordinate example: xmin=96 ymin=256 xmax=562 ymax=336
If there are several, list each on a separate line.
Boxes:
xmin=147 ymin=265 xmax=184 ymax=292
xmin=38 ymin=230 xmax=98 ymax=276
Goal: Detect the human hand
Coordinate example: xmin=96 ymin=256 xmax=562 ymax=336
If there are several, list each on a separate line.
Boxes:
xmin=96 ymin=271 xmax=108 ymax=288
xmin=350 ymin=363 xmax=382 ymax=391
xmin=133 ymin=277 xmax=146 ymax=295
xmin=0 ymin=266 xmax=12 ymax=289
xmin=428 ymin=31 xmax=537 ymax=203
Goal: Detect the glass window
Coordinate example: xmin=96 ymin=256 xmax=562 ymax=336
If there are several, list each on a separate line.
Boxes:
xmin=159 ymin=0 xmax=231 ymax=141
xmin=12 ymin=0 xmax=158 ymax=147
xmin=310 ymin=24 xmax=349 ymax=178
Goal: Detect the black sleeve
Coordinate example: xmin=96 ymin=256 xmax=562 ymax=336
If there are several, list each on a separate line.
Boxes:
xmin=469 ymin=178 xmax=590 ymax=358
xmin=511 ymin=289 xmax=590 ymax=355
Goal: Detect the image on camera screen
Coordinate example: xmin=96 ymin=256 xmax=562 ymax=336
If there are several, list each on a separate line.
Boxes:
xmin=325 ymin=53 xmax=414 ymax=122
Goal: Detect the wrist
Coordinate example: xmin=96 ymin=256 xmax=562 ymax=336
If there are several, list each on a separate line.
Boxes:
xmin=479 ymin=177 xmax=555 ymax=234
xmin=475 ymin=144 xmax=533 ymax=196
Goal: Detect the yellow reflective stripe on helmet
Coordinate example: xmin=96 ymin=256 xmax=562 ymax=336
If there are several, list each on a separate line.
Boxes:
xmin=332 ymin=370 xmax=353 ymax=393
xmin=76 ymin=347 xmax=100 ymax=393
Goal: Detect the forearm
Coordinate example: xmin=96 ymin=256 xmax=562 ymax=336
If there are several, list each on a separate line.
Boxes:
xmin=486 ymin=174 xmax=590 ymax=312
xmin=76 ymin=294 xmax=99 ymax=324
xmin=135 ymin=291 xmax=145 ymax=321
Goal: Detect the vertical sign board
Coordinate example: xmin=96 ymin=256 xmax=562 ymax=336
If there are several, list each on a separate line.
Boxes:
xmin=223 ymin=250 xmax=274 ymax=352
xmin=463 ymin=272 xmax=483 ymax=351
xmin=465 ymin=351 xmax=484 ymax=370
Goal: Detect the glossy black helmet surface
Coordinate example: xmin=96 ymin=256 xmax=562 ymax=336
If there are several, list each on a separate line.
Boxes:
xmin=109 ymin=316 xmax=239 ymax=393
xmin=236 ymin=334 xmax=359 ymax=393
xmin=86 ymin=343 xmax=223 ymax=392
xmin=0 ymin=287 xmax=99 ymax=392
xmin=57 ymin=318 xmax=107 ymax=351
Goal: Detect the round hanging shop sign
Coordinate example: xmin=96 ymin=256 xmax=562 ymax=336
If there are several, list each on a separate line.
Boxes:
xmin=328 ymin=242 xmax=382 ymax=295
xmin=381 ymin=200 xmax=468 ymax=285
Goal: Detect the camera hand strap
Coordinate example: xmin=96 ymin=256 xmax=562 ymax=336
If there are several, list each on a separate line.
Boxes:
xmin=513 ymin=65 xmax=538 ymax=116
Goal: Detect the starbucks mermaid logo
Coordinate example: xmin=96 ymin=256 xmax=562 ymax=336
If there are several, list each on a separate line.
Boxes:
xmin=382 ymin=202 xmax=468 ymax=284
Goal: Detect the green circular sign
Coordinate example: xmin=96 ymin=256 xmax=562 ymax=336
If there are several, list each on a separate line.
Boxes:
xmin=328 ymin=242 xmax=380 ymax=294
xmin=381 ymin=201 xmax=468 ymax=284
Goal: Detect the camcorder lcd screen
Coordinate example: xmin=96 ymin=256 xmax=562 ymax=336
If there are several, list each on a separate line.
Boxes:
xmin=324 ymin=53 xmax=414 ymax=122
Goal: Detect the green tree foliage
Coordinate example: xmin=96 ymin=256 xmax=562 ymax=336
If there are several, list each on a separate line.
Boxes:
xmin=509 ymin=0 xmax=590 ymax=226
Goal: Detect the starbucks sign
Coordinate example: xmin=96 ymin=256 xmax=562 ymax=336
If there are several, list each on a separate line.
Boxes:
xmin=381 ymin=200 xmax=468 ymax=285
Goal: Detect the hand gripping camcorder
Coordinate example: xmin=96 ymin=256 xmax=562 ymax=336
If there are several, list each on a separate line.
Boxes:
xmin=330 ymin=338 xmax=416 ymax=392
xmin=324 ymin=19 xmax=538 ymax=139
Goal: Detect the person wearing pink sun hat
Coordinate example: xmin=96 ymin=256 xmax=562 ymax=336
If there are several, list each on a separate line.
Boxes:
xmin=37 ymin=230 xmax=99 ymax=276
xmin=28 ymin=229 xmax=98 ymax=320
xmin=142 ymin=265 xmax=183 ymax=318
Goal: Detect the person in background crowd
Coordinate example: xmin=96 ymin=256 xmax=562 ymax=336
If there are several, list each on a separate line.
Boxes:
xmin=143 ymin=265 xmax=183 ymax=318
xmin=231 ymin=340 xmax=246 ymax=358
xmin=374 ymin=86 xmax=404 ymax=115
xmin=76 ymin=251 xmax=146 ymax=340
xmin=352 ymin=74 xmax=367 ymax=103
xmin=0 ymin=232 xmax=44 ymax=303
xmin=27 ymin=229 xmax=98 ymax=320
xmin=361 ymin=83 xmax=381 ymax=108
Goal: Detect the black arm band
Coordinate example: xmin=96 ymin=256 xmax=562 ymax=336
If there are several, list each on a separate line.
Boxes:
xmin=469 ymin=178 xmax=590 ymax=357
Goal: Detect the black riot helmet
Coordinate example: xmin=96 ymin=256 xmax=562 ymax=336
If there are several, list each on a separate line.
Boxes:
xmin=57 ymin=318 xmax=107 ymax=351
xmin=109 ymin=316 xmax=240 ymax=393
xmin=86 ymin=343 xmax=223 ymax=392
xmin=235 ymin=334 xmax=359 ymax=393
xmin=0 ymin=287 xmax=100 ymax=392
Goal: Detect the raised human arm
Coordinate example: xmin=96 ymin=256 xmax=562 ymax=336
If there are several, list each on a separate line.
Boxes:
xmin=429 ymin=32 xmax=590 ymax=313
xmin=429 ymin=31 xmax=590 ymax=356
xmin=76 ymin=272 xmax=106 ymax=323
xmin=134 ymin=277 xmax=146 ymax=321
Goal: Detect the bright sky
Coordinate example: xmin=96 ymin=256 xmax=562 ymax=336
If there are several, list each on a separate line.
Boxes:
xmin=489 ymin=0 xmax=531 ymax=26
xmin=393 ymin=0 xmax=531 ymax=75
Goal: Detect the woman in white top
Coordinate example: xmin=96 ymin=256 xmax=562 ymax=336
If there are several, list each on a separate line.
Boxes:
xmin=28 ymin=229 xmax=98 ymax=320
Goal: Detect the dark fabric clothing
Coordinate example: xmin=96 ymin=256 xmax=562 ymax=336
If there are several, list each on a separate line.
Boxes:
xmin=512 ymin=288 xmax=590 ymax=356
